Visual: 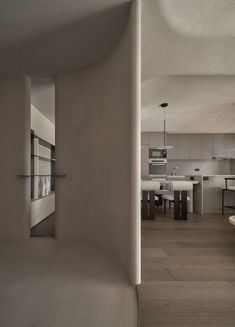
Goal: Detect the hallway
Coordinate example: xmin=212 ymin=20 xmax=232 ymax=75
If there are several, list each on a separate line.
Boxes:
xmin=139 ymin=212 xmax=235 ymax=326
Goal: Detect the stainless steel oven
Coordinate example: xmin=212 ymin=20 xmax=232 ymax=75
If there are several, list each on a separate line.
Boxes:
xmin=149 ymin=158 xmax=167 ymax=175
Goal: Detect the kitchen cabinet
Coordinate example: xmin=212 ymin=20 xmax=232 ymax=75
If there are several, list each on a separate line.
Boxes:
xmin=141 ymin=132 xmax=149 ymax=145
xmin=141 ymin=146 xmax=149 ymax=177
xmin=202 ymin=134 xmax=213 ymax=159
xmin=190 ymin=134 xmax=202 ymax=159
xmin=226 ymin=134 xmax=235 ymax=158
xmin=166 ymin=134 xmax=178 ymax=159
xmin=177 ymin=134 xmax=190 ymax=159
xmin=149 ymin=132 xmax=164 ymax=147
xmin=213 ymin=134 xmax=226 ymax=157
xmin=143 ymin=132 xmax=235 ymax=161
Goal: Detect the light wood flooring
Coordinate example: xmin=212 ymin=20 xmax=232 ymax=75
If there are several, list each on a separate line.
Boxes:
xmin=139 ymin=209 xmax=235 ymax=327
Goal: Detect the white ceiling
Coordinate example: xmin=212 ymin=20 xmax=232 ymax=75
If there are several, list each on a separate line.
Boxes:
xmin=142 ymin=0 xmax=235 ymax=133
xmin=142 ymin=76 xmax=235 ymax=133
xmin=0 ymin=0 xmax=130 ymax=74
xmin=142 ymin=0 xmax=235 ymax=78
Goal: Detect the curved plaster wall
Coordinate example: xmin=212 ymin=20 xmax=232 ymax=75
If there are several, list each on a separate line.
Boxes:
xmin=0 ymin=72 xmax=31 ymax=239
xmin=55 ymin=0 xmax=141 ymax=285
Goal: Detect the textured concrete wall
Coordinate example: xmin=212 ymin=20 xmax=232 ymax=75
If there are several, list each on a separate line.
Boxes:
xmin=56 ymin=1 xmax=141 ymax=284
xmin=0 ymin=72 xmax=30 ymax=239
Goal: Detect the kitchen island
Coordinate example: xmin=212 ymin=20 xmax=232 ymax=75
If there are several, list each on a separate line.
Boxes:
xmin=143 ymin=175 xmax=235 ymax=215
xmin=202 ymin=175 xmax=235 ymax=214
xmin=185 ymin=175 xmax=235 ymax=214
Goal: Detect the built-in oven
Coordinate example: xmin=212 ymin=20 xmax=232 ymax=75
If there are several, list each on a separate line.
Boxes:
xmin=149 ymin=158 xmax=167 ymax=175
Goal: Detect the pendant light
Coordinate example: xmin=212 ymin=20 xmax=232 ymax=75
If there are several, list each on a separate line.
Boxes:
xmin=157 ymin=103 xmax=173 ymax=150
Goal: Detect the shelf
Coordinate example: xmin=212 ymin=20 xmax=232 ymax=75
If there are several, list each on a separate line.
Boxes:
xmin=31 ymin=130 xmax=56 ymax=201
xmin=31 ymin=191 xmax=55 ymax=202
xmin=31 ymin=155 xmax=55 ymax=162
xmin=17 ymin=174 xmax=66 ymax=177
xmin=32 ymin=134 xmax=55 ymax=149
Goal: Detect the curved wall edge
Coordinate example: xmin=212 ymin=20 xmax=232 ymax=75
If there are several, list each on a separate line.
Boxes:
xmin=130 ymin=0 xmax=141 ymax=285
xmin=55 ymin=0 xmax=141 ymax=285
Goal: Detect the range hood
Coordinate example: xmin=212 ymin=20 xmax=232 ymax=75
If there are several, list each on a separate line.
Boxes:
xmin=213 ymin=156 xmax=235 ymax=160
xmin=157 ymin=103 xmax=173 ymax=150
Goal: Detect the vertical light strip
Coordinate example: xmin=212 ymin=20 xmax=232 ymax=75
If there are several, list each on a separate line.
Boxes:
xmin=131 ymin=0 xmax=141 ymax=285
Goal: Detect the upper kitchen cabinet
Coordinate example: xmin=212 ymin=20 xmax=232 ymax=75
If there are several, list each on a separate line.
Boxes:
xmin=149 ymin=132 xmax=164 ymax=147
xmin=141 ymin=132 xmax=149 ymax=145
xmin=177 ymin=134 xmax=190 ymax=159
xmin=166 ymin=133 xmax=178 ymax=159
xmin=141 ymin=145 xmax=149 ymax=177
xmin=190 ymin=134 xmax=202 ymax=159
xmin=202 ymin=134 xmax=213 ymax=159
xmin=213 ymin=134 xmax=226 ymax=158
xmin=226 ymin=134 xmax=235 ymax=158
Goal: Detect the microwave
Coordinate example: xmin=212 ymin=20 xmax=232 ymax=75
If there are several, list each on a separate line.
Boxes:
xmin=149 ymin=148 xmax=167 ymax=159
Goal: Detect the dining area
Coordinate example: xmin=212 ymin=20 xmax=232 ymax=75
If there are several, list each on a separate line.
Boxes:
xmin=141 ymin=178 xmax=199 ymax=220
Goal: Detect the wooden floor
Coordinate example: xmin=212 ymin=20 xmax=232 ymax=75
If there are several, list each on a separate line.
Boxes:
xmin=139 ymin=209 xmax=235 ymax=327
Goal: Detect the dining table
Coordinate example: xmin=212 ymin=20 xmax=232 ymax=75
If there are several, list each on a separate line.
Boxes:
xmin=141 ymin=178 xmax=199 ymax=219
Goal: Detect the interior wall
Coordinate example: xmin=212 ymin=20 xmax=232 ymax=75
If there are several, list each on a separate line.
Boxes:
xmin=55 ymin=0 xmax=141 ymax=284
xmin=31 ymin=77 xmax=55 ymax=124
xmin=31 ymin=105 xmax=55 ymax=145
xmin=0 ymin=72 xmax=30 ymax=239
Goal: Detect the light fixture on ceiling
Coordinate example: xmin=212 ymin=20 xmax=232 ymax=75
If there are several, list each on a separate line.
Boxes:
xmin=157 ymin=103 xmax=173 ymax=150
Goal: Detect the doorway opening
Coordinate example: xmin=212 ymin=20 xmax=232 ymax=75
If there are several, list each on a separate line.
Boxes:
xmin=30 ymin=76 xmax=55 ymax=237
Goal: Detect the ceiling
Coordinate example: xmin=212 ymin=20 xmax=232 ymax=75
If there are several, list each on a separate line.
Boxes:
xmin=0 ymin=0 xmax=130 ymax=74
xmin=142 ymin=0 xmax=235 ymax=133
xmin=142 ymin=76 xmax=235 ymax=133
xmin=1 ymin=0 xmax=235 ymax=132
xmin=142 ymin=0 xmax=235 ymax=78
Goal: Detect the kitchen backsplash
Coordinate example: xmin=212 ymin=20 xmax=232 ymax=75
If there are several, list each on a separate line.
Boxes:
xmin=167 ymin=159 xmax=232 ymax=176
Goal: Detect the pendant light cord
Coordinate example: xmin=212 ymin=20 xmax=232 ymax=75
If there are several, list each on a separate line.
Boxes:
xmin=163 ymin=107 xmax=166 ymax=148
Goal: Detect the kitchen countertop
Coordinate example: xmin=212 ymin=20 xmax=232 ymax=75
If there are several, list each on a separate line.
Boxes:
xmin=201 ymin=175 xmax=235 ymax=177
xmin=142 ymin=178 xmax=199 ymax=185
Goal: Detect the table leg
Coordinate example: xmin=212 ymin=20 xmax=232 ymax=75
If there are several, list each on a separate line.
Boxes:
xmin=174 ymin=191 xmax=180 ymax=220
xmin=222 ymin=189 xmax=224 ymax=216
xmin=142 ymin=191 xmax=148 ymax=220
xmin=149 ymin=191 xmax=155 ymax=219
xmin=181 ymin=191 xmax=187 ymax=220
